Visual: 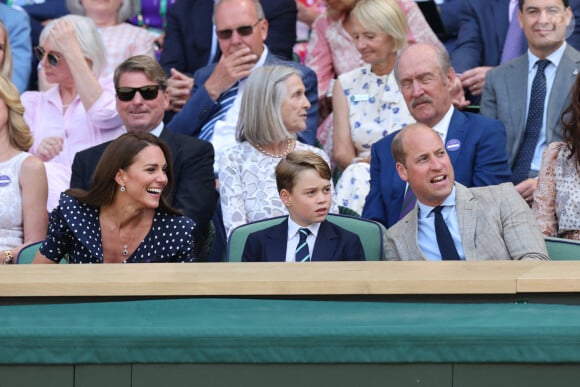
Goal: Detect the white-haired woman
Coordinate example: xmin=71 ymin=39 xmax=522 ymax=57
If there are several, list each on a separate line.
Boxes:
xmin=21 ymin=15 xmax=124 ymax=211
xmin=219 ymin=65 xmax=338 ymax=236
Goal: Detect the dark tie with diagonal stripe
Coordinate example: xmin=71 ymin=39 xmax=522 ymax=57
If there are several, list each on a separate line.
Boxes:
xmin=399 ymin=185 xmax=416 ymax=220
xmin=511 ymin=59 xmax=550 ymax=184
xmin=295 ymin=228 xmax=311 ymax=262
xmin=198 ymin=82 xmax=239 ymax=141
xmin=433 ymin=206 xmax=460 ymax=260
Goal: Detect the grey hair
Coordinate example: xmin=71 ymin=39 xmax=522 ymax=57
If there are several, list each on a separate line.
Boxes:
xmin=213 ymin=0 xmax=265 ymax=23
xmin=394 ymin=43 xmax=452 ymax=85
xmin=351 ymin=0 xmax=408 ymax=52
xmin=40 ymin=15 xmax=107 ymax=78
xmin=236 ymin=65 xmax=301 ymax=144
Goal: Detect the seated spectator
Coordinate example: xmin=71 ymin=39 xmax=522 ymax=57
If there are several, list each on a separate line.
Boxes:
xmin=333 ymin=0 xmax=415 ymax=214
xmin=533 ymin=73 xmax=580 ymax=240
xmin=362 ymin=43 xmax=511 ymax=229
xmin=306 ymin=0 xmax=444 ymax=154
xmin=384 ymin=123 xmax=549 ymax=261
xmin=242 ymin=150 xmax=365 ymax=262
xmin=21 ymin=15 xmax=124 ymax=211
xmin=71 ymin=55 xmax=217 ymax=259
xmin=0 ymin=4 xmax=32 ymax=93
xmin=33 ymin=132 xmax=196 ymax=264
xmin=167 ymin=0 xmax=318 ymax=174
xmin=0 ymin=76 xmax=47 ymax=265
xmin=219 ymin=65 xmax=336 ymax=237
xmin=452 ymin=0 xmax=580 ymax=104
xmin=160 ymin=0 xmax=297 ymax=117
xmin=480 ymin=0 xmax=580 ymax=204
xmin=66 ymin=0 xmax=155 ymax=76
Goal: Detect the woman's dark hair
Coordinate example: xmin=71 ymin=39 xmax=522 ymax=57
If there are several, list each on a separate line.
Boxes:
xmin=560 ymin=74 xmax=580 ymax=169
xmin=66 ymin=132 xmax=181 ymax=215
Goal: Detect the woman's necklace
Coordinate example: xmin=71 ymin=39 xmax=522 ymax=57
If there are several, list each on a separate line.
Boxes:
xmin=122 ymin=244 xmax=129 ymax=256
xmin=254 ymin=138 xmax=292 ymax=158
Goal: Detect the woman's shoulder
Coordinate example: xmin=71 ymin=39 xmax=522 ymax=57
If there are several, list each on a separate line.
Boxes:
xmin=154 ymin=210 xmax=196 ymax=230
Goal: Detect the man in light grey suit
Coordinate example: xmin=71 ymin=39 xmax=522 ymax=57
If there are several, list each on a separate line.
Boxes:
xmin=384 ymin=123 xmax=549 ymax=261
xmin=481 ymin=0 xmax=580 ymax=204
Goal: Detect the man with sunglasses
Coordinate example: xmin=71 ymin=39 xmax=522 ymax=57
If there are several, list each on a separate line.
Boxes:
xmin=166 ymin=0 xmax=318 ymax=175
xmin=159 ymin=0 xmax=296 ymax=116
xmin=70 ymin=55 xmax=218 ymax=260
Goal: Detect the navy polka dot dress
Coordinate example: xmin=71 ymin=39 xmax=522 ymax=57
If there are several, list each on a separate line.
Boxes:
xmin=39 ymin=193 xmax=197 ymax=263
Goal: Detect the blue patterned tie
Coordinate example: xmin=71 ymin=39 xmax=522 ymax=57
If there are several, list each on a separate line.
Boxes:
xmin=399 ymin=185 xmax=417 ymax=220
xmin=500 ymin=4 xmax=527 ymax=64
xmin=511 ymin=59 xmax=549 ymax=184
xmin=198 ymin=82 xmax=239 ymax=141
xmin=433 ymin=206 xmax=460 ymax=261
xmin=295 ymin=228 xmax=311 ymax=262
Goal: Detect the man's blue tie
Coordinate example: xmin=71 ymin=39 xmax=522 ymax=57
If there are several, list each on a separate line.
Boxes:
xmin=433 ymin=206 xmax=460 ymax=261
xmin=511 ymin=59 xmax=550 ymax=185
xmin=295 ymin=228 xmax=311 ymax=262
xmin=198 ymin=82 xmax=239 ymax=141
xmin=399 ymin=185 xmax=416 ymax=220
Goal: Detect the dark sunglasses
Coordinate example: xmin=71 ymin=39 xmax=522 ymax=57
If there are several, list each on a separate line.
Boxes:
xmin=116 ymin=86 xmax=160 ymax=101
xmin=216 ymin=19 xmax=262 ymax=40
xmin=33 ymin=46 xmax=61 ymax=67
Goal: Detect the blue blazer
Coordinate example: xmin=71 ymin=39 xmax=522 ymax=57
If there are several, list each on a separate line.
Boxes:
xmin=242 ymin=218 xmax=365 ymax=262
xmin=362 ymin=109 xmax=512 ymax=229
xmin=159 ymin=0 xmax=297 ymax=76
xmin=167 ymin=52 xmax=319 ymax=145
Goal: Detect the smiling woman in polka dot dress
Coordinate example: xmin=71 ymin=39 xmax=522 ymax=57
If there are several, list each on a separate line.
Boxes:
xmin=33 ymin=131 xmax=197 ymax=263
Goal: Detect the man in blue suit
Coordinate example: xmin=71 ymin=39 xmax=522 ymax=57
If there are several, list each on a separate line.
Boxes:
xmin=362 ymin=43 xmax=511 ymax=229
xmin=167 ymin=0 xmax=318 ymax=174
xmin=159 ymin=0 xmax=297 ymax=116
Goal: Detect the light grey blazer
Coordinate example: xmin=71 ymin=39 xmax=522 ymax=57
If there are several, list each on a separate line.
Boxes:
xmin=384 ymin=183 xmax=550 ymax=261
xmin=480 ymin=44 xmax=580 ymax=166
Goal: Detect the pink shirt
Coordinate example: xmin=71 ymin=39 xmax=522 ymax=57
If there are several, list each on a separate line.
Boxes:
xmin=21 ymin=76 xmax=124 ymax=211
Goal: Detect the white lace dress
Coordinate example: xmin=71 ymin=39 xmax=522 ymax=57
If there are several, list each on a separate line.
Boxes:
xmin=0 ymin=152 xmax=30 ymax=250
xmin=218 ymin=141 xmax=338 ymax=236
xmin=335 ymin=65 xmax=415 ymax=214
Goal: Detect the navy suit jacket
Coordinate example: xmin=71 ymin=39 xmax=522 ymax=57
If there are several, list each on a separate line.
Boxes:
xmin=159 ymin=0 xmax=296 ymax=76
xmin=242 ymin=218 xmax=365 ymax=262
xmin=362 ymin=109 xmax=512 ymax=229
xmin=452 ymin=0 xmax=580 ymax=74
xmin=167 ymin=52 xmax=319 ymax=145
xmin=70 ymin=128 xmax=218 ymax=254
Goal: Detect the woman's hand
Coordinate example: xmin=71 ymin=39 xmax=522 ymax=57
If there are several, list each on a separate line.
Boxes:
xmin=48 ymin=20 xmax=83 ymax=60
xmin=37 ymin=137 xmax=64 ymax=161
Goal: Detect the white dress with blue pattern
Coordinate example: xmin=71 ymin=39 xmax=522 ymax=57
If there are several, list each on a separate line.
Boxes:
xmin=335 ymin=65 xmax=415 ymax=214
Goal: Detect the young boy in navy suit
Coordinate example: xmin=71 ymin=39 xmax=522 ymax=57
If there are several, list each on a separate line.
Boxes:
xmin=242 ymin=151 xmax=365 ymax=262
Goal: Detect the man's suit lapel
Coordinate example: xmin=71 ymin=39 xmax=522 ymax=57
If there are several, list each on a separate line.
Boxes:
xmin=455 ymin=184 xmax=477 ymax=260
xmin=508 ymin=56 xmax=530 ymax=157
xmin=547 ymin=45 xmax=580 ymax=142
xmin=400 ymin=207 xmax=424 ymax=260
xmin=311 ymin=221 xmax=337 ymax=260
xmin=445 ymin=110 xmax=468 ymax=166
xmin=264 ymin=221 xmax=288 ymax=262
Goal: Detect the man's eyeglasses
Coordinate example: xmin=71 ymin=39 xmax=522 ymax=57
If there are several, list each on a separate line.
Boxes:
xmin=34 ymin=46 xmax=61 ymax=67
xmin=116 ymin=86 xmax=160 ymax=101
xmin=216 ymin=19 xmax=262 ymax=40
